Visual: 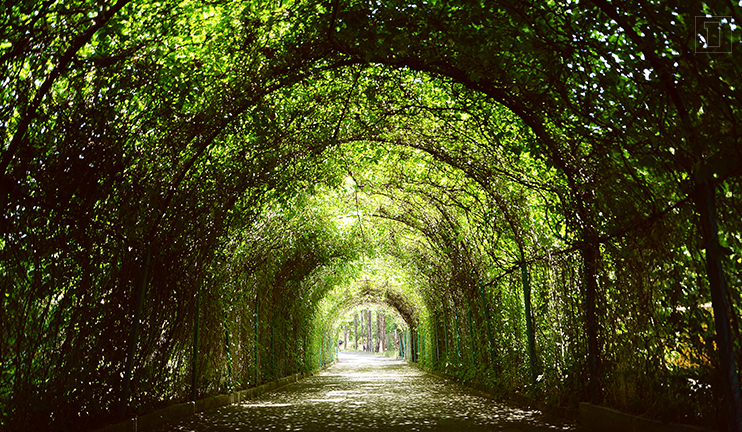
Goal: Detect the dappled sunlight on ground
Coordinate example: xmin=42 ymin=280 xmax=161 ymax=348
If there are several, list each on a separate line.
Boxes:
xmin=152 ymin=352 xmax=581 ymax=431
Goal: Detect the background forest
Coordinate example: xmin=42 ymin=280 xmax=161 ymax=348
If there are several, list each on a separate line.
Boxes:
xmin=1 ymin=1 xmax=741 ymax=431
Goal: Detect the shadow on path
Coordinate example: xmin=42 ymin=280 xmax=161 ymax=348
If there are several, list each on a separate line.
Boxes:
xmin=153 ymin=351 xmax=581 ymax=431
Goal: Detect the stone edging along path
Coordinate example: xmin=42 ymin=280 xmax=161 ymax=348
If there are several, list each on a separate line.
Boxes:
xmin=578 ymin=403 xmax=717 ymax=432
xmin=415 ymin=362 xmax=718 ymax=432
xmin=93 ymin=363 xmax=336 ymax=432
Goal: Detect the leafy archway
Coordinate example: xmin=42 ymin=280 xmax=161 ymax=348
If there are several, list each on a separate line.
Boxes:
xmin=1 ymin=1 xmax=741 ymax=431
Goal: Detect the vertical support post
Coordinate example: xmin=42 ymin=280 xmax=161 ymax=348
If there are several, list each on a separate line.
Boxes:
xmin=270 ymin=321 xmax=275 ymax=378
xmin=397 ymin=329 xmax=402 ymax=357
xmin=254 ymin=298 xmax=259 ymax=385
xmin=443 ymin=311 xmax=449 ymax=363
xmin=281 ymin=321 xmax=291 ymax=377
xmin=118 ymin=246 xmax=152 ymax=420
xmin=294 ymin=324 xmax=299 ymax=374
xmin=424 ymin=329 xmax=428 ymax=364
xmin=191 ymin=282 xmax=200 ymax=401
xmin=425 ymin=329 xmax=428 ymax=364
xmin=381 ymin=313 xmax=387 ymax=352
xmin=416 ymin=328 xmax=420 ymax=362
xmin=582 ymin=229 xmax=600 ymax=404
xmin=467 ymin=301 xmax=476 ymax=367
xmin=418 ymin=327 xmax=425 ymax=365
xmin=454 ymin=309 xmax=462 ymax=363
xmin=412 ymin=329 xmax=415 ymax=361
xmin=411 ymin=328 xmax=415 ymax=362
xmin=225 ymin=325 xmax=233 ymax=392
xmin=479 ymin=281 xmax=496 ymax=369
xmin=521 ymin=263 xmax=537 ymax=392
xmin=403 ymin=329 xmax=407 ymax=360
xmin=696 ymin=181 xmax=742 ymax=432
xmin=434 ymin=317 xmax=440 ymax=365
xmin=303 ymin=333 xmax=307 ymax=372
xmin=406 ymin=330 xmax=410 ymax=360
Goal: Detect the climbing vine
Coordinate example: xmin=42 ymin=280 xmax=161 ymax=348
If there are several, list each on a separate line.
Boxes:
xmin=1 ymin=1 xmax=741 ymax=431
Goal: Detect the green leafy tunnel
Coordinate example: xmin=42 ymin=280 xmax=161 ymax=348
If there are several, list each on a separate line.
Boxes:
xmin=1 ymin=1 xmax=742 ymax=431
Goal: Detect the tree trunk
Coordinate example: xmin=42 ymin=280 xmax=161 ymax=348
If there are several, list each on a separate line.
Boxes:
xmin=376 ymin=312 xmax=381 ymax=352
xmin=361 ymin=311 xmax=368 ymax=351
xmin=381 ymin=313 xmax=386 ymax=352
xmin=354 ymin=313 xmax=358 ymax=350
xmin=366 ymin=310 xmax=374 ymax=352
xmin=364 ymin=310 xmax=367 ymax=352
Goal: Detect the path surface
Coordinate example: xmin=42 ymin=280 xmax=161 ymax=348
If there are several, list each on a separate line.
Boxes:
xmin=153 ymin=352 xmax=581 ymax=431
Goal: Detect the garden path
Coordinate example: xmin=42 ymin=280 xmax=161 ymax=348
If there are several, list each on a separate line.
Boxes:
xmin=151 ymin=351 xmax=581 ymax=432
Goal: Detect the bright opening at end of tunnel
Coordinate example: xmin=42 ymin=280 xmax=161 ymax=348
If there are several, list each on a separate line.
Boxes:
xmin=313 ymin=255 xmax=426 ymax=358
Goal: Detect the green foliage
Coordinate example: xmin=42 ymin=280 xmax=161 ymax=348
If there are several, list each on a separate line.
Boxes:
xmin=1 ymin=0 xmax=740 ymax=431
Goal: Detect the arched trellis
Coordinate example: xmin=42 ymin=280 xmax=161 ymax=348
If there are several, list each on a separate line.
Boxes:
xmin=2 ymin=1 xmax=740 ymax=431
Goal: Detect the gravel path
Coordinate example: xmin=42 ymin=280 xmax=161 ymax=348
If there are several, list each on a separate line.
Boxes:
xmin=152 ymin=351 xmax=581 ymax=431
